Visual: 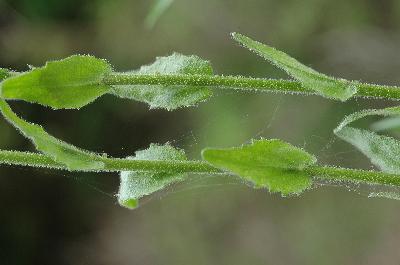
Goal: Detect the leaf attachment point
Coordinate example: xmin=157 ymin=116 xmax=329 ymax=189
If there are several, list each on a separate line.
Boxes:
xmin=335 ymin=107 xmax=400 ymax=174
xmin=0 ymin=99 xmax=105 ymax=170
xmin=111 ymin=53 xmax=213 ymax=110
xmin=231 ymin=32 xmax=358 ymax=101
xmin=1 ymin=55 xmax=112 ymax=109
xmin=118 ymin=143 xmax=187 ymax=209
xmin=202 ymin=139 xmax=317 ymax=195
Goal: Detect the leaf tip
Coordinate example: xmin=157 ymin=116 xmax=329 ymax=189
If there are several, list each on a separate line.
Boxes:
xmin=118 ymin=197 xmax=139 ymax=209
xmin=230 ymin=32 xmax=238 ymax=38
xmin=200 ymin=147 xmax=213 ymax=161
xmin=230 ymin=32 xmax=249 ymax=45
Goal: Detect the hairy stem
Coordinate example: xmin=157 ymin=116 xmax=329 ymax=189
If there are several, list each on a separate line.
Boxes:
xmin=2 ymin=150 xmax=400 ymax=188
xmin=0 ymin=150 xmax=222 ymax=173
xmin=306 ymin=166 xmax=400 ymax=187
xmin=104 ymin=73 xmax=400 ymax=101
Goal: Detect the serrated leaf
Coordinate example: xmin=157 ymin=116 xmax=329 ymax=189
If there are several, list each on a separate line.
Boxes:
xmin=335 ymin=107 xmax=400 ymax=174
xmin=0 ymin=99 xmax=104 ymax=170
xmin=0 ymin=55 xmax=112 ymax=109
xmin=118 ymin=143 xmax=187 ymax=209
xmin=111 ymin=53 xmax=213 ymax=110
xmin=202 ymin=139 xmax=317 ymax=195
xmin=231 ymin=32 xmax=357 ymax=101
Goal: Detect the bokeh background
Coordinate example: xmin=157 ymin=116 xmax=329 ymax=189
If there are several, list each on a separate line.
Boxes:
xmin=1 ymin=0 xmax=400 ymax=264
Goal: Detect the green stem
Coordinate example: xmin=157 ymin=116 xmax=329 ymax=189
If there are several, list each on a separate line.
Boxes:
xmin=2 ymin=150 xmax=400 ymax=188
xmin=0 ymin=150 xmax=222 ymax=173
xmin=104 ymin=73 xmax=400 ymax=101
xmin=306 ymin=166 xmax=400 ymax=187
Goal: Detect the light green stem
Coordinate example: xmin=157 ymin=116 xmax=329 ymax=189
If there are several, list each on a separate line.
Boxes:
xmin=305 ymin=166 xmax=400 ymax=187
xmin=0 ymin=150 xmax=222 ymax=173
xmin=104 ymin=73 xmax=400 ymax=101
xmin=2 ymin=150 xmax=400 ymax=188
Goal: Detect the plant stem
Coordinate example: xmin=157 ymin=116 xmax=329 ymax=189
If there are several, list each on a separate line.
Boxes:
xmin=104 ymin=73 xmax=400 ymax=101
xmin=0 ymin=150 xmax=222 ymax=173
xmin=306 ymin=166 xmax=400 ymax=187
xmin=0 ymin=150 xmax=65 ymax=169
xmin=2 ymin=150 xmax=400 ymax=188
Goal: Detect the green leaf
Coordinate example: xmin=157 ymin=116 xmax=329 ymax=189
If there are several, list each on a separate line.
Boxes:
xmin=231 ymin=32 xmax=358 ymax=101
xmin=334 ymin=107 xmax=400 ymax=174
xmin=0 ymin=68 xmax=19 ymax=81
xmin=0 ymin=68 xmax=13 ymax=81
xmin=118 ymin=143 xmax=187 ymax=209
xmin=0 ymin=99 xmax=104 ymax=170
xmin=202 ymin=139 xmax=317 ymax=195
xmin=111 ymin=53 xmax=213 ymax=110
xmin=0 ymin=55 xmax=112 ymax=109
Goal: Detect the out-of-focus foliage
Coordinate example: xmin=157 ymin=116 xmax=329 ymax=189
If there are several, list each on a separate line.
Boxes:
xmin=145 ymin=0 xmax=175 ymax=29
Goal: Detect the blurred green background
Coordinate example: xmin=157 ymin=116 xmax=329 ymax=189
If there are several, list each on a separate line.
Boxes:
xmin=1 ymin=0 xmax=400 ymax=264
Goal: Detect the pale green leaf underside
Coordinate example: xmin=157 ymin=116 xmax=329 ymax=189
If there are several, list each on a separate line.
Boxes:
xmin=231 ymin=32 xmax=357 ymax=101
xmin=202 ymin=139 xmax=317 ymax=195
xmin=111 ymin=53 xmax=213 ymax=110
xmin=0 ymin=99 xmax=104 ymax=170
xmin=1 ymin=55 xmax=112 ymax=109
xmin=118 ymin=143 xmax=187 ymax=209
xmin=335 ymin=107 xmax=400 ymax=174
